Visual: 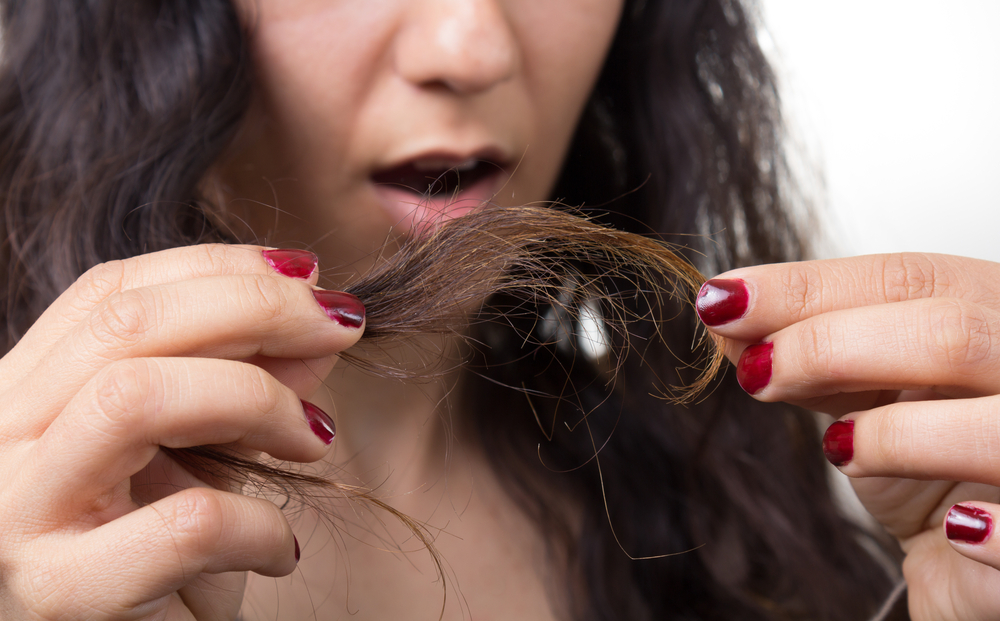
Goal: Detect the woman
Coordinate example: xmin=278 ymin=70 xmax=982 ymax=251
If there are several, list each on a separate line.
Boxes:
xmin=0 ymin=0 xmax=996 ymax=619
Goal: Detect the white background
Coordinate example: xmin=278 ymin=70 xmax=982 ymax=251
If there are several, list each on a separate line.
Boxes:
xmin=759 ymin=1 xmax=1000 ymax=262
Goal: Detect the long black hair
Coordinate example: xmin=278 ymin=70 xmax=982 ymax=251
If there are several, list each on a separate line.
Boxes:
xmin=0 ymin=0 xmax=901 ymax=619
xmin=465 ymin=2 xmax=899 ymax=619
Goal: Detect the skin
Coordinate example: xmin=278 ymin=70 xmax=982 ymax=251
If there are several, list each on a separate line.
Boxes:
xmin=2 ymin=1 xmax=999 ymax=619
xmin=225 ymin=1 xmax=624 ymax=618
xmin=0 ymin=245 xmax=351 ymax=620
xmin=0 ymin=0 xmax=623 ymax=619
xmin=703 ymin=253 xmax=1000 ymax=620
xmin=216 ymin=0 xmax=622 ymax=273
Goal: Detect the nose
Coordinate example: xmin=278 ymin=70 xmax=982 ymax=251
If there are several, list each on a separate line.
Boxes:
xmin=394 ymin=0 xmax=519 ymax=95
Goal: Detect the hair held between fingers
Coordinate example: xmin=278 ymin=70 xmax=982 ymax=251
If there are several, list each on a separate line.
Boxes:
xmin=177 ymin=204 xmax=723 ymax=486
xmin=169 ymin=205 xmax=723 ymax=612
xmin=342 ymin=204 xmax=723 ymax=397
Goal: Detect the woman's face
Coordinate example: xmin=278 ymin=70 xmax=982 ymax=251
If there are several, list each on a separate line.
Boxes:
xmin=220 ymin=0 xmax=624 ymax=274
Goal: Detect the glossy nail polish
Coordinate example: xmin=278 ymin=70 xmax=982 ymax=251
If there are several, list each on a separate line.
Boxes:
xmin=262 ymin=249 xmax=318 ymax=279
xmin=736 ymin=341 xmax=772 ymax=395
xmin=822 ymin=419 xmax=854 ymax=467
xmin=696 ymin=278 xmax=749 ymax=326
xmin=302 ymin=399 xmax=336 ymax=445
xmin=294 ymin=536 xmax=301 ymax=563
xmin=313 ymin=290 xmax=365 ymax=328
xmin=946 ymin=504 xmax=993 ymax=544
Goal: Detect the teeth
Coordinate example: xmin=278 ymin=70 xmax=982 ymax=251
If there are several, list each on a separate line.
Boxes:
xmin=412 ymin=158 xmax=479 ymax=172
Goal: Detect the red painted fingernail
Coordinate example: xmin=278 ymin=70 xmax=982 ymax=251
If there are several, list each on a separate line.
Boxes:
xmin=294 ymin=536 xmax=301 ymax=563
xmin=302 ymin=399 xmax=335 ymax=445
xmin=696 ymin=278 xmax=749 ymax=326
xmin=312 ymin=290 xmax=365 ymax=328
xmin=262 ymin=249 xmax=318 ymax=279
xmin=946 ymin=504 xmax=993 ymax=544
xmin=736 ymin=341 xmax=772 ymax=394
xmin=822 ymin=419 xmax=854 ymax=467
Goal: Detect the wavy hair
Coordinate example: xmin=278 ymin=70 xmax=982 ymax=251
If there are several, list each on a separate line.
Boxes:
xmin=0 ymin=1 xmax=901 ymax=619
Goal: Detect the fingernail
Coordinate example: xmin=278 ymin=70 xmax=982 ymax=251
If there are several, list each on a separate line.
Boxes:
xmin=302 ymin=399 xmax=335 ymax=445
xmin=736 ymin=341 xmax=772 ymax=395
xmin=312 ymin=290 xmax=365 ymax=328
xmin=696 ymin=278 xmax=749 ymax=326
xmin=262 ymin=249 xmax=318 ymax=279
xmin=294 ymin=536 xmax=301 ymax=563
xmin=822 ymin=419 xmax=854 ymax=466
xmin=946 ymin=504 xmax=993 ymax=544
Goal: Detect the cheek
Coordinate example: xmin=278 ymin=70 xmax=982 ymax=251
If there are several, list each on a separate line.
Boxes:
xmin=509 ymin=0 xmax=625 ymax=196
xmin=520 ymin=0 xmax=623 ymax=91
xmin=247 ymin=4 xmax=395 ymax=178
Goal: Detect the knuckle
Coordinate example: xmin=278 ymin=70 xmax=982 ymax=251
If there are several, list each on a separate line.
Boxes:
xmin=879 ymin=253 xmax=947 ymax=302
xmin=240 ymin=274 xmax=291 ymax=325
xmin=164 ymin=487 xmax=226 ymax=559
xmin=925 ymin=299 xmax=995 ymax=375
xmin=782 ymin=263 xmax=825 ymax=322
xmin=91 ymin=359 xmax=162 ymax=431
xmin=796 ymin=318 xmax=842 ymax=382
xmin=191 ymin=243 xmax=240 ymax=275
xmin=241 ymin=365 xmax=283 ymax=419
xmin=71 ymin=259 xmax=128 ymax=309
xmin=88 ymin=289 xmax=159 ymax=350
xmin=870 ymin=403 xmax=912 ymax=468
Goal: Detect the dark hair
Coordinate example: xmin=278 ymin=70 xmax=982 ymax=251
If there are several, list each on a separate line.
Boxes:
xmin=464 ymin=3 xmax=901 ymax=619
xmin=0 ymin=0 xmax=249 ymax=343
xmin=0 ymin=1 xmax=901 ymax=620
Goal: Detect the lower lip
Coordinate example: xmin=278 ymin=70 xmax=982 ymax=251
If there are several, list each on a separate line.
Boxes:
xmin=372 ymin=170 xmax=507 ymax=235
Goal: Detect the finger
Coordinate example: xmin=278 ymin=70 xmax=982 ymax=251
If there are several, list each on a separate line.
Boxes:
xmin=27 ymin=488 xmax=296 ymax=619
xmin=822 ymin=396 xmax=1000 ymax=487
xmin=131 ymin=444 xmax=240 ymax=507
xmin=697 ymin=253 xmax=1000 ymax=341
xmin=850 ymin=477 xmax=961 ymax=540
xmin=944 ymin=502 xmax=1000 ymax=572
xmin=904 ymin=527 xmax=1000 ymax=621
xmin=179 ymin=572 xmax=247 ymax=621
xmin=0 ymin=245 xmax=319 ymax=386
xmin=23 ymin=357 xmax=336 ymax=509
xmin=7 ymin=274 xmax=363 ymax=436
xmin=243 ymin=353 xmax=340 ymax=399
xmin=849 ymin=477 xmax=999 ymax=544
xmin=729 ymin=297 xmax=1000 ymax=413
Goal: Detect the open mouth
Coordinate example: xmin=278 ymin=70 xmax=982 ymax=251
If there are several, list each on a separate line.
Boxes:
xmin=370 ymin=153 xmax=511 ymax=233
xmin=371 ymin=158 xmax=505 ymax=198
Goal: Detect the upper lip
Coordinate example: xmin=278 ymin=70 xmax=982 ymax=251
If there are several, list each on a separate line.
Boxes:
xmin=371 ymin=146 xmax=512 ymax=178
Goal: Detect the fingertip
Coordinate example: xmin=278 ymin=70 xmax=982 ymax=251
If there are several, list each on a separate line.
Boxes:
xmin=312 ymin=290 xmax=366 ymax=331
xmin=736 ymin=341 xmax=773 ymax=396
xmin=301 ymin=399 xmax=336 ymax=445
xmin=262 ymin=248 xmax=319 ymax=282
xmin=946 ymin=503 xmax=993 ymax=545
xmin=822 ymin=419 xmax=855 ymax=467
xmin=696 ymin=278 xmax=749 ymax=327
xmin=940 ymin=502 xmax=1000 ymax=572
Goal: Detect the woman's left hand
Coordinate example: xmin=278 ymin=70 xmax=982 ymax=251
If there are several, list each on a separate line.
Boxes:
xmin=697 ymin=253 xmax=1000 ymax=621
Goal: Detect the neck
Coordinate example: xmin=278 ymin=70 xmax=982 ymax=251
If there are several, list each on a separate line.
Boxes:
xmin=310 ymin=334 xmax=471 ymax=499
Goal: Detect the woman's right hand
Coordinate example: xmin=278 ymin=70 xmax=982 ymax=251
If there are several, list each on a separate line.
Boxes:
xmin=0 ymin=244 xmax=365 ymax=620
